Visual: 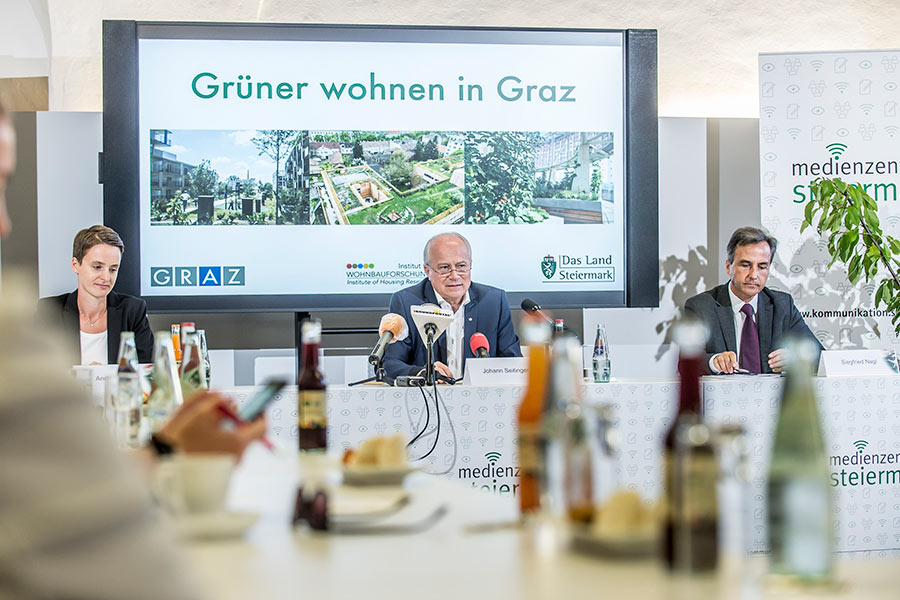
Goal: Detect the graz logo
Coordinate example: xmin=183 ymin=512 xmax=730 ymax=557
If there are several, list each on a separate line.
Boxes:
xmin=150 ymin=266 xmax=245 ymax=287
xmin=541 ymin=254 xmax=557 ymax=279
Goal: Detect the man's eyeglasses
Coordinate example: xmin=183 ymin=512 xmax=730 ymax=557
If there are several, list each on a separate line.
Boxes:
xmin=430 ymin=263 xmax=470 ymax=276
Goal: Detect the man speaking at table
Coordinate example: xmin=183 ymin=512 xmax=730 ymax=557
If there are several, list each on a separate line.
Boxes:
xmin=684 ymin=226 xmax=822 ymax=374
xmin=384 ymin=232 xmax=521 ymax=381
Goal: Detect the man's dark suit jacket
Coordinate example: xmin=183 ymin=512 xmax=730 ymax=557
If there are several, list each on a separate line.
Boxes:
xmin=383 ymin=279 xmax=522 ymax=380
xmin=683 ymin=283 xmax=823 ymax=373
xmin=38 ymin=290 xmax=154 ymax=364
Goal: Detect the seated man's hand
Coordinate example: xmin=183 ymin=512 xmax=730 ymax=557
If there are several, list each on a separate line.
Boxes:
xmin=712 ymin=351 xmax=738 ymax=374
xmin=434 ymin=361 xmax=454 ymax=383
xmin=768 ymin=349 xmax=785 ymax=373
xmin=156 ymin=391 xmax=266 ymax=459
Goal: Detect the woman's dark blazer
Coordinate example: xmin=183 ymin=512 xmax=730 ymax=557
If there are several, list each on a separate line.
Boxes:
xmin=37 ymin=290 xmax=154 ymax=364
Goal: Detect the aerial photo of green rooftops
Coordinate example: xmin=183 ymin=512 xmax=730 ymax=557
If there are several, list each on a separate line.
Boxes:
xmin=148 ymin=128 xmax=614 ymax=227
xmin=308 ymin=130 xmax=465 ymax=225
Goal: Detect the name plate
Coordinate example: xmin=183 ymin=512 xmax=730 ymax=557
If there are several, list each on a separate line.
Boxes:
xmin=817 ymin=349 xmax=899 ymax=377
xmin=462 ymin=357 xmax=527 ymax=386
xmin=72 ymin=364 xmax=118 ymax=407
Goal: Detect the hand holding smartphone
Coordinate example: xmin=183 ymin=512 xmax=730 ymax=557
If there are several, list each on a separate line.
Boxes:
xmin=238 ymin=378 xmax=288 ymax=421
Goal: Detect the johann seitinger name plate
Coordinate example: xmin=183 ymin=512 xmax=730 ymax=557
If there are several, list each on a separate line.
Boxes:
xmin=462 ymin=357 xmax=527 ymax=386
xmin=817 ymin=349 xmax=900 ymax=377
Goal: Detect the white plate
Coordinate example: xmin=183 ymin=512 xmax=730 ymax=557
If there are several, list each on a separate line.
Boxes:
xmin=341 ymin=464 xmax=419 ymax=486
xmin=570 ymin=528 xmax=657 ymax=558
xmin=172 ymin=511 xmax=259 ymax=541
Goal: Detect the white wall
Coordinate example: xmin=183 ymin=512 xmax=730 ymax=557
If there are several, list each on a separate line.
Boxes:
xmin=7 ymin=1 xmax=897 ymax=117
xmin=584 ymin=117 xmax=709 ymax=378
xmin=37 ymin=111 xmax=103 ymax=297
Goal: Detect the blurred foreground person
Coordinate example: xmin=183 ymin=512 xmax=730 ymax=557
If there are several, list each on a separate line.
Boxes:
xmin=0 ymin=103 xmax=262 ymax=598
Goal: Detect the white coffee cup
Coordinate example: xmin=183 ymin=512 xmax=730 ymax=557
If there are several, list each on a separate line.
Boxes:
xmin=154 ymin=454 xmax=236 ymax=515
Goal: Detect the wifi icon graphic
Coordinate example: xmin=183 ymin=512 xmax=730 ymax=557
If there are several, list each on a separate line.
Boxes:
xmin=834 ymin=81 xmax=849 ymax=93
xmin=810 ymin=59 xmax=825 ymax=71
xmin=861 ymin=103 xmax=874 ymax=115
xmin=826 ymin=142 xmax=848 ymax=159
xmin=485 ymin=451 xmax=502 ymax=464
xmin=787 ymin=128 xmax=801 ymax=140
xmin=886 ymin=125 xmax=899 ymax=138
xmin=853 ymin=440 xmax=868 ymax=452
xmin=761 ymin=105 xmax=777 ymax=118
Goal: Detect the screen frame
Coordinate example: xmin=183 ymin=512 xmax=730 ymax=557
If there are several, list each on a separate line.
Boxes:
xmin=102 ymin=21 xmax=658 ymax=312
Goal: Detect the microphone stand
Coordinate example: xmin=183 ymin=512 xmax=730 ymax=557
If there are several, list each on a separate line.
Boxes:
xmin=424 ymin=323 xmax=437 ymax=387
xmin=348 ymin=358 xmax=387 ymax=387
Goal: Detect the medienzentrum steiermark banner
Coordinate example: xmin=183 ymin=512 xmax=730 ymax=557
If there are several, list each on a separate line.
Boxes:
xmin=759 ymin=50 xmax=900 ymax=350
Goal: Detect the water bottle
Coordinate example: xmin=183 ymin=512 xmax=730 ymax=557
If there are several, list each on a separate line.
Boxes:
xmin=592 ymin=324 xmax=611 ymax=383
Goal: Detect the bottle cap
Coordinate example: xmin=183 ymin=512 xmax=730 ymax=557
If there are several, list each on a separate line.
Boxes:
xmin=672 ymin=318 xmax=709 ymax=356
xmin=301 ymin=319 xmax=322 ymax=343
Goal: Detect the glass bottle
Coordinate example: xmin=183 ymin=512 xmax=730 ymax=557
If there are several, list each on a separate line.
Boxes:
xmin=592 ymin=323 xmax=611 ymax=383
xmin=517 ymin=315 xmax=552 ymax=517
xmin=117 ymin=331 xmax=140 ymax=375
xmin=662 ymin=319 xmax=718 ymax=572
xmin=170 ymin=323 xmax=183 ymax=363
xmin=146 ymin=331 xmax=184 ymax=433
xmin=767 ymin=336 xmax=833 ymax=582
xmin=112 ymin=372 xmax=142 ymax=449
xmin=553 ymin=318 xmax=566 ymax=338
xmin=298 ymin=320 xmax=327 ymax=451
xmin=117 ymin=330 xmax=152 ymax=405
xmin=540 ymin=335 xmax=583 ymax=517
xmin=179 ymin=329 xmax=207 ymax=397
xmin=562 ymin=359 xmax=594 ymax=525
xmin=197 ymin=329 xmax=211 ymax=384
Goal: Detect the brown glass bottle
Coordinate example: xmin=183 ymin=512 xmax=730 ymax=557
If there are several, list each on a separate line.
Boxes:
xmin=297 ymin=320 xmax=327 ymax=451
xmin=662 ymin=321 xmax=718 ymax=572
xmin=517 ymin=315 xmax=551 ymax=516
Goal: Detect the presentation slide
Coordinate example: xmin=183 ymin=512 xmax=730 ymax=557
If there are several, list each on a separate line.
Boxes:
xmin=138 ymin=32 xmax=626 ymax=300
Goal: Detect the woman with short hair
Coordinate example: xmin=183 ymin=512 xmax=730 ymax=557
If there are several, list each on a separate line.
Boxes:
xmin=38 ymin=225 xmax=154 ymax=364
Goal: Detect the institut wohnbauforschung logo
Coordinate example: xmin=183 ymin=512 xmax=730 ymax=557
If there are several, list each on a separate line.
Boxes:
xmin=150 ymin=266 xmax=245 ymax=287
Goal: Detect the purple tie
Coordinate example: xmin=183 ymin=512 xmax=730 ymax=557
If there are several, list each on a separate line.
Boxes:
xmin=740 ymin=303 xmax=761 ymax=374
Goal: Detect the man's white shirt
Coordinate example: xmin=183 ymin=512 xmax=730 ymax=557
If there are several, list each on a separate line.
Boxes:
xmin=709 ymin=284 xmax=758 ymax=373
xmin=433 ymin=290 xmax=471 ymax=379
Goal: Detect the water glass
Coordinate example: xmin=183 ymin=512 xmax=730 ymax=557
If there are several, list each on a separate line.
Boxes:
xmin=106 ymin=372 xmax=143 ymax=449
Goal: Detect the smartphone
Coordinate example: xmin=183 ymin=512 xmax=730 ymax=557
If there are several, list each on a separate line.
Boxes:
xmin=239 ymin=378 xmax=288 ymax=421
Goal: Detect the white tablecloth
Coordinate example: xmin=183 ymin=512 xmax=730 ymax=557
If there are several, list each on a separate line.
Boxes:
xmin=224 ymin=375 xmax=900 ymax=554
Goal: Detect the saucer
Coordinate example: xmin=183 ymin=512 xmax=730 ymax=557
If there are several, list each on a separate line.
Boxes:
xmin=172 ymin=510 xmax=259 ymax=541
xmin=570 ymin=529 xmax=657 ymax=558
xmin=341 ymin=465 xmax=419 ymax=486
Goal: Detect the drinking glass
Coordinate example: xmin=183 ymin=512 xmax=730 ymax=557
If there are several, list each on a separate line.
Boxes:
xmin=107 ymin=372 xmax=143 ymax=449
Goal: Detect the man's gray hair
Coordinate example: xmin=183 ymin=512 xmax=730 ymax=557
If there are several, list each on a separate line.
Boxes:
xmin=726 ymin=226 xmax=777 ymax=263
xmin=423 ymin=232 xmax=472 ymax=265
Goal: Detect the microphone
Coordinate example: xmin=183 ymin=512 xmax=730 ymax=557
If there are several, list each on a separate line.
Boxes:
xmin=520 ymin=298 xmax=553 ymax=325
xmin=368 ymin=313 xmax=407 ymax=366
xmin=470 ymin=332 xmax=490 ymax=358
xmin=409 ymin=304 xmax=453 ymax=345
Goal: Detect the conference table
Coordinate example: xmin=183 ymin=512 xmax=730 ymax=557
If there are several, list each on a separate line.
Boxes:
xmin=223 ymin=375 xmax=900 ymax=556
xmin=172 ymin=377 xmax=900 ymax=599
xmin=178 ymin=436 xmax=898 ymax=600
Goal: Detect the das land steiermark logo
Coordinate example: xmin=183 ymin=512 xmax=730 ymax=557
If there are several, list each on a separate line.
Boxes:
xmin=541 ymin=254 xmax=557 ymax=279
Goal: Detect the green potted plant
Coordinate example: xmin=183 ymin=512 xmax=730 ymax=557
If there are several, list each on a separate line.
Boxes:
xmin=803 ymin=177 xmax=900 ymax=331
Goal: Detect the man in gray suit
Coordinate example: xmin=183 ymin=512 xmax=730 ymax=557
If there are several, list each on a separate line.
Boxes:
xmin=684 ymin=226 xmax=822 ymax=374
